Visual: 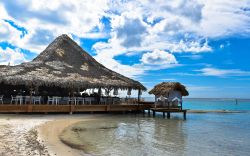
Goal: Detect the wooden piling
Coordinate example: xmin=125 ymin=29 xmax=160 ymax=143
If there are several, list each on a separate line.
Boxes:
xmin=167 ymin=112 xmax=170 ymax=119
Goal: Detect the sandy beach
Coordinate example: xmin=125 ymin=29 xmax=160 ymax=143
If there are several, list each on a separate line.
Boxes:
xmin=0 ymin=114 xmax=51 ymax=156
xmin=0 ymin=114 xmax=101 ymax=156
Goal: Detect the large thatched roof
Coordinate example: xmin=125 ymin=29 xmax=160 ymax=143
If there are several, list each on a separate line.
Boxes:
xmin=149 ymin=82 xmax=189 ymax=96
xmin=0 ymin=34 xmax=146 ymax=91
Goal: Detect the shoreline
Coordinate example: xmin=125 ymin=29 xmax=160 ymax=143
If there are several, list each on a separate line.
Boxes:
xmin=37 ymin=114 xmax=102 ymax=156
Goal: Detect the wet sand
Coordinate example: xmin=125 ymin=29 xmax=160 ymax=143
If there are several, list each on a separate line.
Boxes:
xmin=37 ymin=115 xmax=99 ymax=156
xmin=0 ymin=114 xmax=101 ymax=156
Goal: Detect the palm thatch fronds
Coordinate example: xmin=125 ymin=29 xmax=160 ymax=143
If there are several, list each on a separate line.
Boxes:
xmin=149 ymin=82 xmax=189 ymax=96
xmin=0 ymin=34 xmax=146 ymax=91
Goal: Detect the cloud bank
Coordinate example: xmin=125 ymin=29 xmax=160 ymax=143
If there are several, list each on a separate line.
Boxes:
xmin=0 ymin=0 xmax=250 ymax=77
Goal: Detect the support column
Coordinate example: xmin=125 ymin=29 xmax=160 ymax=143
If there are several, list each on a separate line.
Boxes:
xmin=137 ymin=89 xmax=141 ymax=104
xmin=148 ymin=109 xmax=150 ymax=116
xmin=153 ymin=110 xmax=155 ymax=117
xmin=154 ymin=96 xmax=156 ymax=108
xmin=163 ymin=112 xmax=165 ymax=118
xmin=181 ymin=101 xmax=183 ymax=110
xmin=69 ymin=105 xmax=74 ymax=114
xmin=184 ymin=111 xmax=186 ymax=120
xmin=167 ymin=112 xmax=170 ymax=119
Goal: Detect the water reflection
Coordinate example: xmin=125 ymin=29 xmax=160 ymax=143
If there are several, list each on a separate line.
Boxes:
xmin=61 ymin=115 xmax=187 ymax=156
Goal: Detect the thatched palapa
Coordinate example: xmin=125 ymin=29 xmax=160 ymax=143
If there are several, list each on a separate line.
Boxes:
xmin=0 ymin=34 xmax=146 ymax=92
xmin=149 ymin=82 xmax=188 ymax=96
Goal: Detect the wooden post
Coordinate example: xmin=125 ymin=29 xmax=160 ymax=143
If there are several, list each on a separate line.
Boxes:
xmin=163 ymin=112 xmax=165 ymax=118
xmin=167 ymin=112 xmax=170 ymax=119
xmin=181 ymin=101 xmax=183 ymax=110
xmin=69 ymin=105 xmax=73 ymax=114
xmin=183 ymin=111 xmax=186 ymax=120
xmin=153 ymin=110 xmax=155 ymax=117
xmin=154 ymin=96 xmax=157 ymax=108
xmin=148 ymin=109 xmax=150 ymax=116
xmin=137 ymin=89 xmax=141 ymax=104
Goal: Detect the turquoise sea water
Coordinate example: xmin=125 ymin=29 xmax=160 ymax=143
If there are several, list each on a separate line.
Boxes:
xmin=144 ymin=97 xmax=250 ymax=111
xmin=62 ymin=99 xmax=250 ymax=156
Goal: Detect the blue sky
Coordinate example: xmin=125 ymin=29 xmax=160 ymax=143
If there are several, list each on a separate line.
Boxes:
xmin=0 ymin=0 xmax=250 ymax=98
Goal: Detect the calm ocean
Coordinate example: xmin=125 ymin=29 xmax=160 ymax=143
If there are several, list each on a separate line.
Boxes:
xmin=144 ymin=97 xmax=250 ymax=111
xmin=61 ymin=98 xmax=250 ymax=156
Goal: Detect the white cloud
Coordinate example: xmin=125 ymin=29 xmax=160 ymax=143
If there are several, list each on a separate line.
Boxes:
xmin=0 ymin=0 xmax=109 ymax=53
xmin=0 ymin=0 xmax=250 ymax=78
xmin=94 ymin=55 xmax=144 ymax=78
xmin=199 ymin=0 xmax=250 ymax=38
xmin=197 ymin=67 xmax=250 ymax=77
xmin=141 ymin=49 xmax=177 ymax=65
xmin=0 ymin=47 xmax=26 ymax=65
xmin=0 ymin=20 xmax=22 ymax=43
xmin=181 ymin=54 xmax=203 ymax=60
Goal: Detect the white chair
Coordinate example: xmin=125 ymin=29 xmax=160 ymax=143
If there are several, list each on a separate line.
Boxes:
xmin=120 ymin=98 xmax=126 ymax=104
xmin=85 ymin=97 xmax=92 ymax=105
xmin=33 ymin=96 xmax=41 ymax=104
xmin=47 ymin=96 xmax=54 ymax=105
xmin=53 ymin=96 xmax=61 ymax=105
xmin=25 ymin=96 xmax=31 ymax=104
xmin=171 ymin=97 xmax=181 ymax=107
xmin=77 ymin=97 xmax=84 ymax=105
xmin=113 ymin=98 xmax=120 ymax=104
xmin=11 ymin=95 xmax=17 ymax=104
xmin=67 ymin=97 xmax=77 ymax=105
xmin=16 ymin=96 xmax=23 ymax=105
xmin=0 ymin=95 xmax=3 ymax=104
xmin=100 ymin=97 xmax=107 ymax=104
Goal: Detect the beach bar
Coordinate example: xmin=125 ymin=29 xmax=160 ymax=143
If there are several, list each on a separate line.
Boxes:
xmin=148 ymin=82 xmax=189 ymax=119
xmin=0 ymin=34 xmax=150 ymax=113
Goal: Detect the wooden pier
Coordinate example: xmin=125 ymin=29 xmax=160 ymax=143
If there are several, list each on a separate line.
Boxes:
xmin=0 ymin=102 xmax=187 ymax=120
xmin=147 ymin=108 xmax=187 ymax=120
xmin=0 ymin=104 xmax=152 ymax=114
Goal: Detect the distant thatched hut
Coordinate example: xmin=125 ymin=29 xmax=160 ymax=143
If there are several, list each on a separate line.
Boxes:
xmin=0 ymin=35 xmax=146 ymax=98
xmin=149 ymin=82 xmax=188 ymax=108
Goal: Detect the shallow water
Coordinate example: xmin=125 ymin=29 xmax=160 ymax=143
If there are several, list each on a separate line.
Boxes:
xmin=61 ymin=113 xmax=250 ymax=156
